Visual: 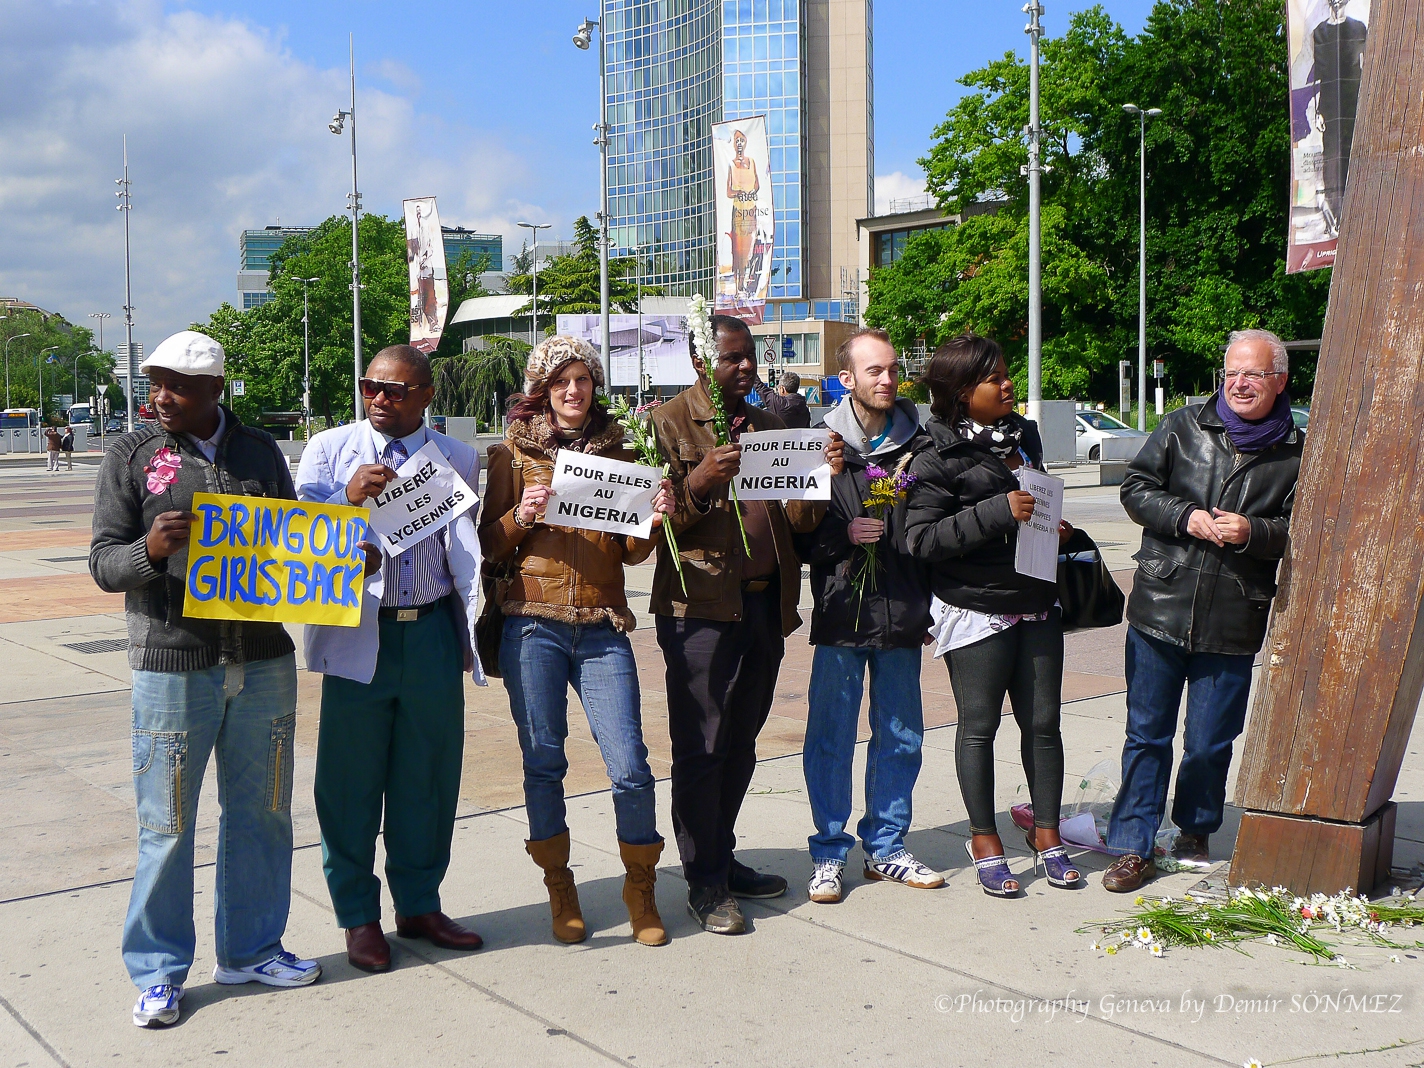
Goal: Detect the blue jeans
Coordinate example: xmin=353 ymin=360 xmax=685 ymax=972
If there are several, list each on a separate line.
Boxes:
xmin=123 ymin=654 xmax=298 ymax=988
xmin=804 ymin=645 xmax=925 ymax=862
xmin=1106 ymin=627 xmax=1254 ymax=858
xmin=499 ymin=616 xmax=659 ymax=846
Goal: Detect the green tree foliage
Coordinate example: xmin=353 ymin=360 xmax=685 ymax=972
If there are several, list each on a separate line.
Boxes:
xmin=0 ymin=310 xmax=113 ymax=422
xmin=194 ymin=214 xmax=415 ymax=428
xmin=865 ymin=0 xmax=1332 ymax=401
xmin=431 ymin=335 xmax=530 ymax=420
xmin=504 ymin=216 xmax=657 ymax=330
xmin=434 ymin=249 xmax=492 ymax=362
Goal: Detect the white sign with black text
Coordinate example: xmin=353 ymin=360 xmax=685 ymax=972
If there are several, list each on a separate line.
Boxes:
xmin=734 ymin=429 xmax=832 ymax=501
xmin=547 ymin=449 xmax=661 ymax=539
xmin=365 ymin=441 xmax=478 ymax=556
xmin=1013 ymin=467 xmax=1065 ymax=583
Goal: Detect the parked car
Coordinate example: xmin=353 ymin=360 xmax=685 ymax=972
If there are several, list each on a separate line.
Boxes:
xmin=105 ymin=418 xmax=125 ymax=433
xmin=1076 ymin=410 xmax=1149 ymax=461
xmin=1291 ymin=406 xmax=1310 ymax=431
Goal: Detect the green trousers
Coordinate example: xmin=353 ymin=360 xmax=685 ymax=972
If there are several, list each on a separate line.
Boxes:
xmin=315 ymin=605 xmax=465 ymax=929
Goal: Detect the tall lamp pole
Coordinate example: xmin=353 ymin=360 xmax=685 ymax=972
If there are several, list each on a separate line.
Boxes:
xmin=115 ymin=137 xmax=136 ymax=433
xmin=1024 ymin=1 xmax=1044 ymax=426
xmin=5 ymin=333 xmax=31 ymax=410
xmin=38 ymin=347 xmax=59 ymax=421
xmin=87 ymin=313 xmax=111 ymax=427
xmin=516 ymin=221 xmax=551 ymax=347
xmin=329 ymin=36 xmax=363 ymax=421
xmin=1123 ymin=103 xmax=1162 ymax=432
xmin=293 ymin=277 xmax=320 ymax=437
xmin=574 ymin=16 xmax=611 ymax=384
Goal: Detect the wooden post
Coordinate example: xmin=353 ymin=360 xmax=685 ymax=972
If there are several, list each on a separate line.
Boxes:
xmin=1230 ymin=0 xmax=1424 ymax=895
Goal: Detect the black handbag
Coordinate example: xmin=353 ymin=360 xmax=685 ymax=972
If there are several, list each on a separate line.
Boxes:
xmin=474 ymin=567 xmax=508 ymax=678
xmin=1057 ymin=528 xmax=1125 ymax=632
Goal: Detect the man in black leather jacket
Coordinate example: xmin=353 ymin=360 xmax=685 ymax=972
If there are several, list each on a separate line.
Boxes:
xmin=1102 ymin=330 xmax=1304 ymax=892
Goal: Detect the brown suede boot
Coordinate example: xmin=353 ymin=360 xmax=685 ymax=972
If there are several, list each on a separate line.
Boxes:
xmin=619 ymin=840 xmax=669 ymax=947
xmin=525 ymin=832 xmax=586 ymax=944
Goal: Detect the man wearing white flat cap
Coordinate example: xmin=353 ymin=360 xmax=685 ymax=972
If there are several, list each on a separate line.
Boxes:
xmin=89 ymin=330 xmax=321 ymax=1030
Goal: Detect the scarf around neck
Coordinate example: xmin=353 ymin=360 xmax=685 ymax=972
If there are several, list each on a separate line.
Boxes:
xmin=1216 ymin=390 xmax=1293 ymax=452
xmin=955 ymin=416 xmax=1024 ymax=459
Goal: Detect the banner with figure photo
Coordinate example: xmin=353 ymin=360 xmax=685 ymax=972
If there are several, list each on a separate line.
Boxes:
xmin=404 ymin=196 xmax=449 ymax=352
xmin=713 ymin=116 xmax=773 ymax=325
xmin=1287 ymin=0 xmax=1369 ymax=273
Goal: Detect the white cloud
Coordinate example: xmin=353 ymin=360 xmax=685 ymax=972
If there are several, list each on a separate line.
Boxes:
xmin=874 ymin=170 xmax=929 ymax=216
xmin=0 ymin=0 xmax=560 ymax=350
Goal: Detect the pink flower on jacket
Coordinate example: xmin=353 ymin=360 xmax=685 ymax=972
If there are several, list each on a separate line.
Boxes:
xmin=144 ymin=447 xmax=182 ymax=494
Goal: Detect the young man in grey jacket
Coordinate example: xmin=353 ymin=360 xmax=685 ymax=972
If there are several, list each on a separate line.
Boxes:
xmin=89 ymin=331 xmax=320 ymax=1029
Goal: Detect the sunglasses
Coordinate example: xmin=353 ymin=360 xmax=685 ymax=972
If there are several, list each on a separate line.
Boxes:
xmin=359 ymin=378 xmax=429 ymax=401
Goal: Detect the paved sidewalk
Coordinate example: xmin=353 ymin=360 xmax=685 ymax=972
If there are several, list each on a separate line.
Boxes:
xmin=2 ymin=466 xmax=1422 ymax=1067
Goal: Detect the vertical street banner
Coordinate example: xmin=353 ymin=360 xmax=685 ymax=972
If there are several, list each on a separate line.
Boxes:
xmin=713 ymin=116 xmax=773 ymax=325
xmin=1286 ymin=0 xmax=1370 ymax=273
xmin=404 ymin=196 xmax=449 ymax=352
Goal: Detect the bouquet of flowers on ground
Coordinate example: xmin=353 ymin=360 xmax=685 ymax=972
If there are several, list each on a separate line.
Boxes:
xmin=609 ymin=395 xmax=686 ymax=594
xmin=689 ymin=293 xmax=751 ymax=556
xmin=851 ymin=459 xmax=917 ymax=623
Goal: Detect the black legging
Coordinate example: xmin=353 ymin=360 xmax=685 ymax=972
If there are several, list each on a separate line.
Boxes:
xmin=945 ymin=612 xmax=1065 ymax=836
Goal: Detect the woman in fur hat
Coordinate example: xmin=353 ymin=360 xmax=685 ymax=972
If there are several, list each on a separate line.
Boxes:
xmin=479 ymin=335 xmax=674 ymax=947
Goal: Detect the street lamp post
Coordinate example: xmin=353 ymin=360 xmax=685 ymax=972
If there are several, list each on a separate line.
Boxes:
xmin=38 ymin=347 xmax=59 ymax=422
xmin=634 ymin=244 xmax=649 ymax=406
xmin=116 ymin=137 xmax=136 ymax=433
xmin=5 ymin=333 xmax=31 ymax=410
xmin=1123 ymin=103 xmax=1162 ymax=432
xmin=574 ymin=16 xmax=612 ymax=384
xmin=1023 ymin=1 xmax=1044 ymax=427
xmin=516 ymin=221 xmax=551 ymax=348
xmin=329 ymin=36 xmax=364 ymax=422
xmin=294 ymin=277 xmax=320 ymax=437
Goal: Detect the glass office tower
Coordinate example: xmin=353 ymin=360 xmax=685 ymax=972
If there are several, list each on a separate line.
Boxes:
xmin=722 ymin=0 xmax=804 ymax=298
xmin=603 ymin=0 xmax=723 ymax=296
xmin=601 ymin=1 xmax=869 ymax=300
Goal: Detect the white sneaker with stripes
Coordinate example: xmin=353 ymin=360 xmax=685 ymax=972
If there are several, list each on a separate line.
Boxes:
xmin=808 ymin=859 xmax=845 ymax=904
xmin=864 ymin=849 xmax=945 ymax=889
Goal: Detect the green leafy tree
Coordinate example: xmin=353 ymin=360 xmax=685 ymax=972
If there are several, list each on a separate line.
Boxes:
xmin=194 ymin=214 xmax=411 ymax=427
xmin=431 ymin=336 xmax=530 ymax=420
xmin=866 ymin=0 xmax=1331 ymax=402
xmin=504 ymin=216 xmax=658 ymax=330
xmin=0 ymin=310 xmax=112 ymax=421
xmin=434 ymin=249 xmax=492 ymax=362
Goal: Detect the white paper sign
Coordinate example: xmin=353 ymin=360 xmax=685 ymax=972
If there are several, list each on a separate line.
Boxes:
xmin=734 ymin=428 xmax=832 ymax=501
xmin=365 ymin=441 xmax=478 ymax=556
xmin=547 ymin=449 xmax=661 ymax=538
xmin=1013 ymin=468 xmax=1065 ymax=583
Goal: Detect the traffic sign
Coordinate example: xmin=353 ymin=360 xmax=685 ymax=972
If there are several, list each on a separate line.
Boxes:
xmin=231 ymin=380 xmax=246 ymax=397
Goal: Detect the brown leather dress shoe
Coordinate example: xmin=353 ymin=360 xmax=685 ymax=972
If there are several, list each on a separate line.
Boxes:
xmin=345 ymin=922 xmax=391 ymax=973
xmin=394 ymin=911 xmax=484 ymax=951
xmin=1171 ymin=833 xmax=1210 ymax=864
xmin=1102 ymin=853 xmax=1156 ymax=893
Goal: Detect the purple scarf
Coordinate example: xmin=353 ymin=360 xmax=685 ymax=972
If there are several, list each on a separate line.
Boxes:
xmin=1216 ymin=390 xmax=1294 ymax=452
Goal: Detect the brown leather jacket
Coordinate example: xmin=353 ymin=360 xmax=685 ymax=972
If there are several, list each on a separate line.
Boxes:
xmin=650 ymin=378 xmax=822 ymax=636
xmin=479 ymin=413 xmax=654 ymax=628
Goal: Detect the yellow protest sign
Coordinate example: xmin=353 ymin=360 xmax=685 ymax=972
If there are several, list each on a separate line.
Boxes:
xmin=183 ymin=492 xmax=370 ymax=627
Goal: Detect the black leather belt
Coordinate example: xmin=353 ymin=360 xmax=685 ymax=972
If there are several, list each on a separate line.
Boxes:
xmin=378 ymin=600 xmax=443 ymax=622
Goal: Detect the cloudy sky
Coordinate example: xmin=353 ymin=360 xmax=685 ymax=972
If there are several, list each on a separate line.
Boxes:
xmin=0 ymin=0 xmax=1153 ymax=352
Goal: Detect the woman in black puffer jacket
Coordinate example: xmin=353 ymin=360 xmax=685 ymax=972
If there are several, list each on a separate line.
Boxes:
xmin=903 ymin=334 xmax=1079 ymax=897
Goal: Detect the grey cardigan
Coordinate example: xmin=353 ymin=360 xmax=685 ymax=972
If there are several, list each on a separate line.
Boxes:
xmin=89 ymin=408 xmax=297 ymax=672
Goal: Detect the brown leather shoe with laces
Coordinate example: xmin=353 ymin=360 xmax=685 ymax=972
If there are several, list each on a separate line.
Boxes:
xmin=1102 ymin=853 xmax=1157 ymax=893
